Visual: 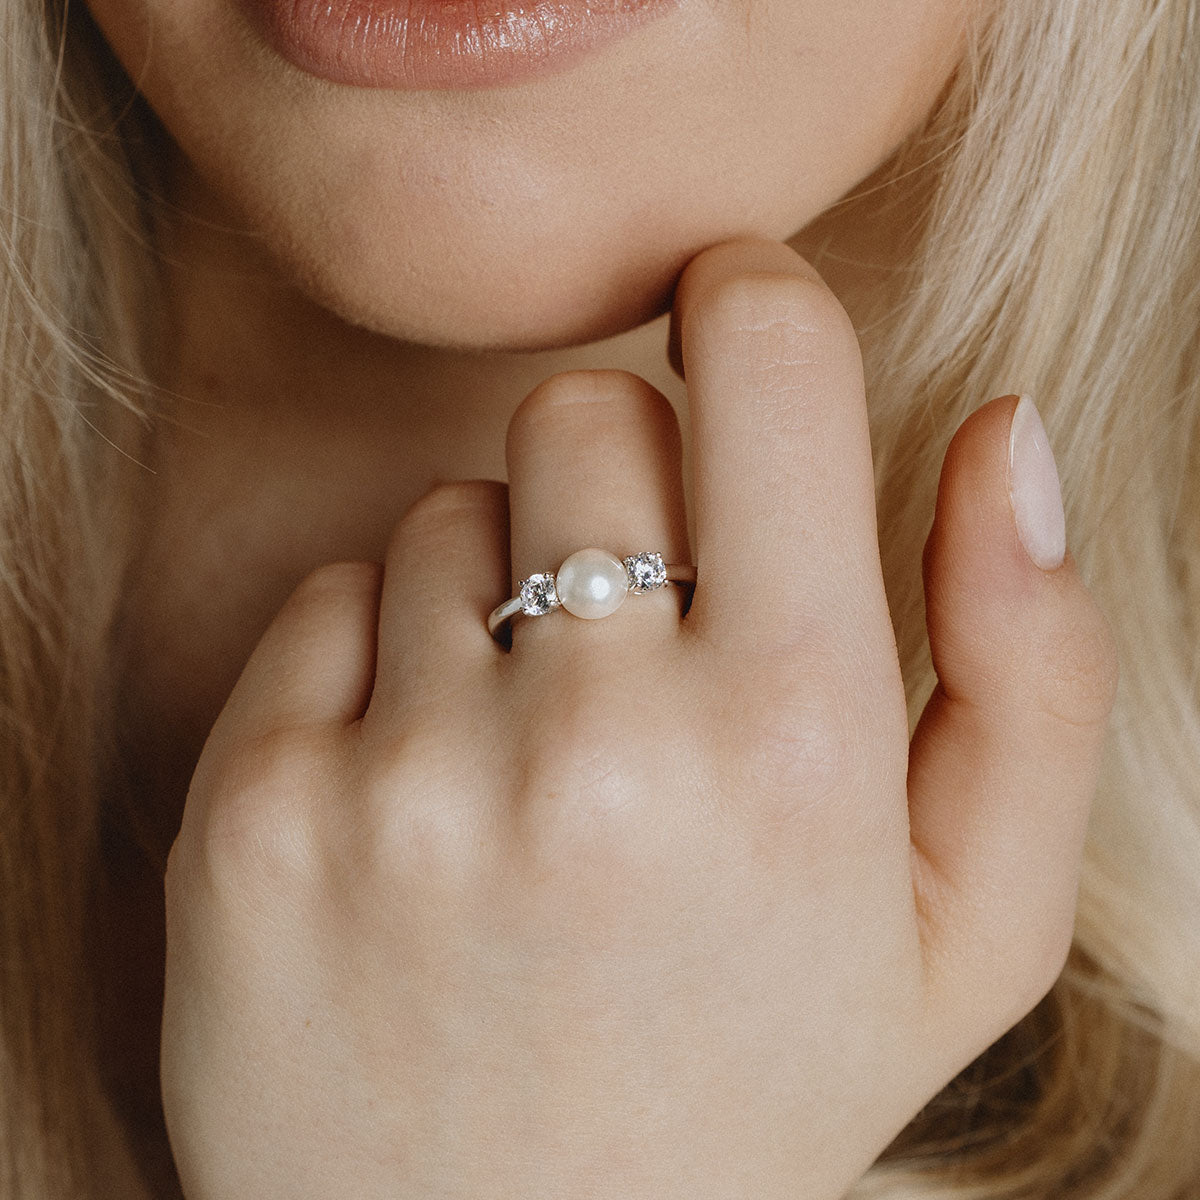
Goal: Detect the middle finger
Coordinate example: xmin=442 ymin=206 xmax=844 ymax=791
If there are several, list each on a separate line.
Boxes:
xmin=670 ymin=238 xmax=895 ymax=664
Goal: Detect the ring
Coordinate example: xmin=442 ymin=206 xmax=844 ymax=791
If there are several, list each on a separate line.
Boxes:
xmin=487 ymin=548 xmax=697 ymax=641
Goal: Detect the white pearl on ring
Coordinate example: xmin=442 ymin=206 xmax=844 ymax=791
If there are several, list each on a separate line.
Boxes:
xmin=555 ymin=549 xmax=629 ymax=619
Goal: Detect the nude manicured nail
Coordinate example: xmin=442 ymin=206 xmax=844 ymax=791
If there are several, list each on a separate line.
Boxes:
xmin=1007 ymin=394 xmax=1067 ymax=571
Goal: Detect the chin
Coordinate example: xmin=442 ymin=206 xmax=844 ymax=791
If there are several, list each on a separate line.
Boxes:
xmin=249 ymin=190 xmax=788 ymax=354
xmin=270 ymin=240 xmax=676 ymax=354
xmin=293 ymin=248 xmax=682 ymax=354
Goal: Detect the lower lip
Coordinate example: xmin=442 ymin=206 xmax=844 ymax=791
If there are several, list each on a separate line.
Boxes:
xmin=241 ymin=0 xmax=681 ymax=90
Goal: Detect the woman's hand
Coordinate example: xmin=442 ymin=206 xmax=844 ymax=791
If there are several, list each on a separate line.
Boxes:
xmin=160 ymin=238 xmax=1119 ymax=1199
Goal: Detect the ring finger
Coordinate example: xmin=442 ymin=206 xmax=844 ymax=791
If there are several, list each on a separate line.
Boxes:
xmin=504 ymin=369 xmax=693 ymax=653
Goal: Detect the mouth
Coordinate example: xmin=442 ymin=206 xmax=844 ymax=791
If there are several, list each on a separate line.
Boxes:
xmin=239 ymin=0 xmax=683 ymax=91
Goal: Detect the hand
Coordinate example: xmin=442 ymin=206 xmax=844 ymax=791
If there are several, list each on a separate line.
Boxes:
xmin=160 ymin=238 xmax=1119 ymax=1199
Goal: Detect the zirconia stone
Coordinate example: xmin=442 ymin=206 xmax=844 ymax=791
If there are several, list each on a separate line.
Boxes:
xmin=624 ymin=551 xmax=667 ymax=593
xmin=519 ymin=573 xmax=559 ymax=616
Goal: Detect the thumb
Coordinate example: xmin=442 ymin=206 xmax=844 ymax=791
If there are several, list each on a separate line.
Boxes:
xmin=907 ymin=393 xmax=1120 ymax=1058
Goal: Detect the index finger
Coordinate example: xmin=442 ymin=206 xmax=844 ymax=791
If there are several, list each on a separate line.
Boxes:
xmin=670 ymin=239 xmax=894 ymax=665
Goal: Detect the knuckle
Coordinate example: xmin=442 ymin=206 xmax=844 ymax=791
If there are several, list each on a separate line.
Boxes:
xmin=691 ymin=270 xmax=858 ymax=373
xmin=290 ymin=559 xmax=381 ymax=611
xmin=516 ymin=758 xmax=647 ymax=878
xmin=718 ymin=668 xmax=863 ymax=839
xmin=509 ymin=673 xmax=656 ymax=861
xmin=507 ymin=369 xmax=662 ymax=445
xmin=1033 ymin=596 xmax=1121 ymax=730
xmin=517 ymin=671 xmax=635 ymax=794
xmin=391 ymin=480 xmax=506 ymax=567
xmin=753 ymin=686 xmax=850 ymax=792
xmin=353 ymin=727 xmax=487 ymax=894
xmin=954 ymin=879 xmax=1077 ymax=1040
xmin=995 ymin=912 xmax=1076 ymax=1032
xmin=401 ymin=478 xmax=506 ymax=527
xmin=192 ymin=725 xmax=325 ymax=890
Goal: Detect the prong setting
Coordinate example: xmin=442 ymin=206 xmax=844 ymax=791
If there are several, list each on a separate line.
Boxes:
xmin=624 ymin=551 xmax=667 ymax=593
xmin=519 ymin=573 xmax=560 ymax=616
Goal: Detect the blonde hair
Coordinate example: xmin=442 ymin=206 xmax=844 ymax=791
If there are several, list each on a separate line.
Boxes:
xmin=2 ymin=0 xmax=1197 ymax=1196
xmin=2 ymin=0 xmax=166 ymax=1190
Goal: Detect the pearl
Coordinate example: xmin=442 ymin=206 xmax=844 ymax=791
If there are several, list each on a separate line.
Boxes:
xmin=555 ymin=548 xmax=629 ymax=619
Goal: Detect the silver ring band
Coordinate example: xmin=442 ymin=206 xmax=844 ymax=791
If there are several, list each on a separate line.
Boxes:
xmin=488 ymin=548 xmax=696 ymax=641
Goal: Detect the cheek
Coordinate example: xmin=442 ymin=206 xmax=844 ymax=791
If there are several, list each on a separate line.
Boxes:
xmin=83 ymin=0 xmax=969 ymax=350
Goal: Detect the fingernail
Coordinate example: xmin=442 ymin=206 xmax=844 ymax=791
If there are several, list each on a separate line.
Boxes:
xmin=1007 ymin=394 xmax=1067 ymax=571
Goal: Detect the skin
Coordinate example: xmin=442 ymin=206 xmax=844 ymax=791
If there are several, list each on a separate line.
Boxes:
xmin=75 ymin=0 xmax=1118 ymax=1193
xmin=99 ymin=0 xmax=973 ymax=857
xmin=157 ymin=249 xmax=1120 ymax=1197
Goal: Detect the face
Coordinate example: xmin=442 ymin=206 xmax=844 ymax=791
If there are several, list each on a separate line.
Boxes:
xmin=83 ymin=0 xmax=972 ymax=352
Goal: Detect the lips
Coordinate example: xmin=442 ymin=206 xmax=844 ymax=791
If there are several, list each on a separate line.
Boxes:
xmin=241 ymin=0 xmax=683 ymax=90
